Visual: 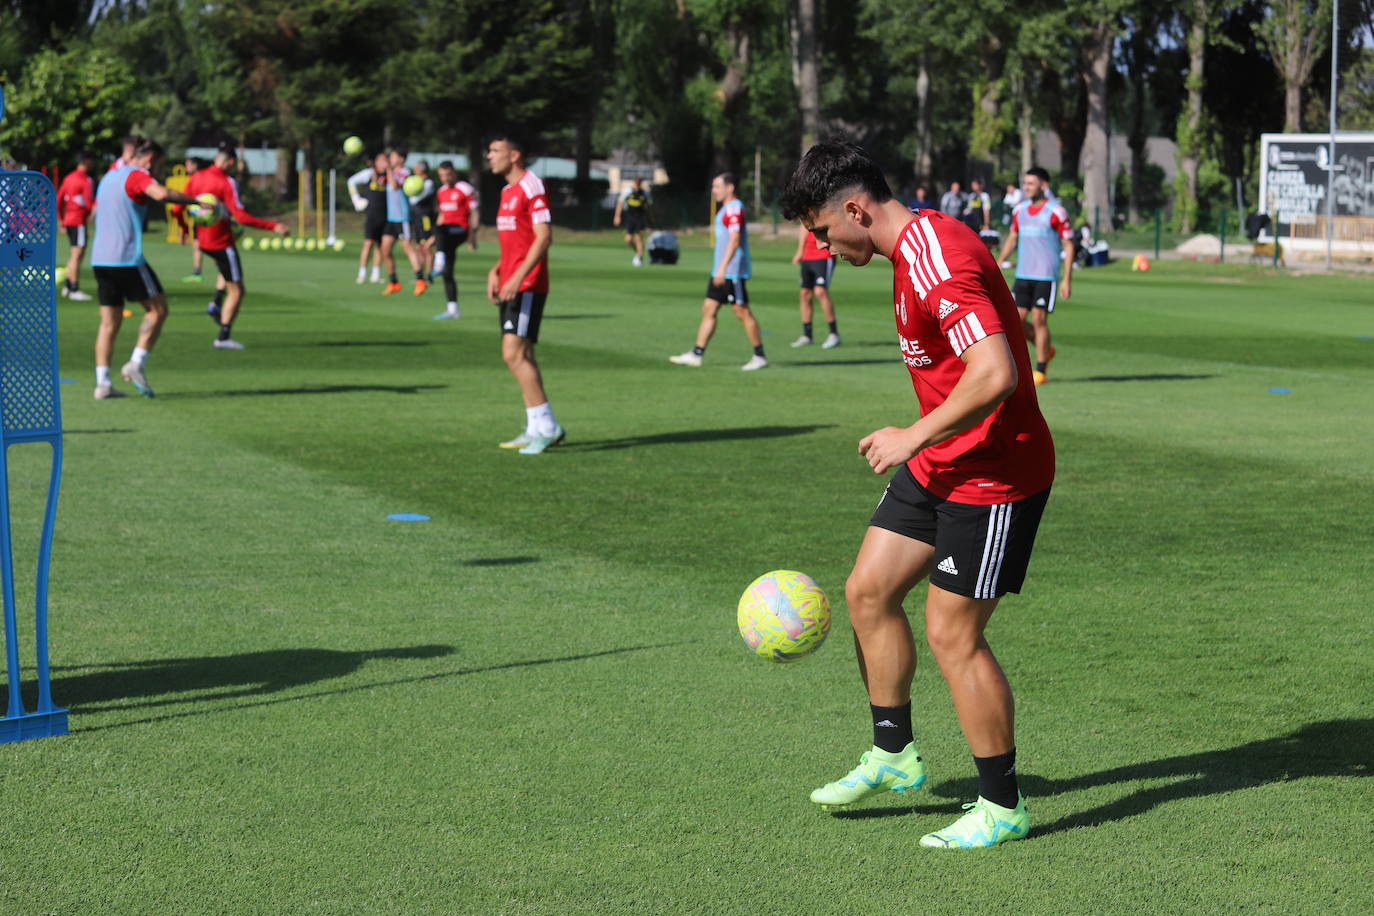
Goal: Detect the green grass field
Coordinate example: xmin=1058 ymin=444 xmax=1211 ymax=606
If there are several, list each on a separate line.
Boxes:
xmin=3 ymin=229 xmax=1372 ymax=913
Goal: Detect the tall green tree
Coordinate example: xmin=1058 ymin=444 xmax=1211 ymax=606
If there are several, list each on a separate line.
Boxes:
xmin=1254 ymin=0 xmax=1330 ymax=132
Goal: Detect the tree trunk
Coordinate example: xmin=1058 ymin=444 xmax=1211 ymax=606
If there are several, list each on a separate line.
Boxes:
xmin=1018 ymin=77 xmax=1033 ymax=175
xmin=275 ymin=143 xmax=294 ymax=200
xmin=1176 ymin=0 xmax=1207 ymax=233
xmin=970 ymin=37 xmax=1006 ymax=161
xmin=1081 ymin=21 xmax=1113 ymax=228
xmin=793 ymin=0 xmax=821 ymax=157
xmin=713 ymin=21 xmax=751 ymax=176
xmin=1284 ymin=82 xmax=1303 ymax=133
xmin=1126 ymin=21 xmax=1150 ymax=224
xmin=915 ymin=56 xmax=932 ymax=186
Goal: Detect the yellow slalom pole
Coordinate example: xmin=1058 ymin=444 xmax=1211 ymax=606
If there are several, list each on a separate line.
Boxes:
xmin=298 ymin=171 xmax=306 ymax=237
xmin=315 ymin=170 xmax=324 ymax=241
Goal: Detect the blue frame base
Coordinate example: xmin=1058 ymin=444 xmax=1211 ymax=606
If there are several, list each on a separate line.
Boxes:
xmin=0 ymin=707 xmax=68 ymax=744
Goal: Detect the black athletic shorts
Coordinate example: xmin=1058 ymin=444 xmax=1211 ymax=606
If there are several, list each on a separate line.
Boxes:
xmin=622 ymin=211 xmax=646 ymax=234
xmin=411 ymin=213 xmax=433 ymax=242
xmin=363 ymin=213 xmax=387 ymax=243
xmin=869 ymin=465 xmax=1051 ymax=600
xmin=93 ymin=264 xmax=164 ymax=309
xmin=799 ymin=257 xmax=835 ymax=289
xmin=384 ymin=220 xmax=412 ymax=241
xmin=205 ymin=246 xmax=244 ymax=284
xmin=65 ymin=225 xmax=87 ymax=247
xmin=705 ymin=277 xmax=748 ymax=306
xmin=1012 ymin=278 xmax=1058 ymax=313
xmin=499 ymin=291 xmax=547 ymax=343
xmin=436 ymin=225 xmax=468 ymax=249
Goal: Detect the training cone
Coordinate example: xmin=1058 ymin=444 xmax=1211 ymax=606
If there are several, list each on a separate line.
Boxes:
xmin=1132 ymin=255 xmax=1151 ymax=271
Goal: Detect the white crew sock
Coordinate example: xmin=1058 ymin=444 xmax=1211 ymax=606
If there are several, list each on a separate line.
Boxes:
xmin=130 ymin=347 xmax=149 ymax=368
xmin=370 ymin=267 xmax=381 ymax=281
xmin=447 ymin=301 xmax=459 ymax=316
xmin=356 ymin=266 xmax=366 ymax=279
xmin=526 ymin=402 xmax=557 ymax=437
xmin=433 ymin=251 xmax=446 ymax=273
xmin=96 ymin=366 xmax=111 ymax=386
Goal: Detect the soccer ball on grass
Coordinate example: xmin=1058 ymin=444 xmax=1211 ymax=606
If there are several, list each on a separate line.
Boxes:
xmin=737 ymin=570 xmax=831 ymax=662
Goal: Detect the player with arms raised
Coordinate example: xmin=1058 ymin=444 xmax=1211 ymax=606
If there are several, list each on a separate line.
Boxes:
xmin=486 ymin=135 xmax=564 ymax=455
xmin=780 ymin=141 xmax=1054 ymax=849
xmin=996 ymin=167 xmax=1074 ymax=384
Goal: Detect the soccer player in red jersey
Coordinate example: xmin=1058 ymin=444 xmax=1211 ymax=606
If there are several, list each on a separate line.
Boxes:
xmin=431 ymin=160 xmax=479 ymax=320
xmin=780 ymin=141 xmax=1054 ymax=848
xmin=173 ymin=143 xmax=290 ymax=349
xmin=789 ymin=222 xmax=840 ymax=348
xmin=485 ymin=136 xmax=564 ymax=455
xmin=57 ymin=151 xmax=98 ymax=301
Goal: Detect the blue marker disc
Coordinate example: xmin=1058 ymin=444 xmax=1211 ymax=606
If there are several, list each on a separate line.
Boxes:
xmin=1268 ymin=388 xmax=1292 ymax=394
xmin=58 ymin=378 xmax=75 ymax=384
xmin=1358 ymin=336 xmax=1372 ymax=341
xmin=387 ymin=513 xmax=431 ymax=522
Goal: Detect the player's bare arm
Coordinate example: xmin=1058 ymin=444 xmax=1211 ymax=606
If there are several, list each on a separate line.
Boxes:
xmin=996 ymin=227 xmax=1018 ymax=266
xmin=792 ymin=226 xmax=807 ymax=265
xmin=858 ymin=333 xmax=1019 ymax=474
xmin=1060 ymin=240 xmax=1075 ymax=300
xmin=497 ymin=222 xmax=551 ymax=302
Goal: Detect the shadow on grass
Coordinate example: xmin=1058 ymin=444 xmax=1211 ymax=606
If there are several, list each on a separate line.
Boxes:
xmin=787 ymin=359 xmax=894 ymax=367
xmin=836 ymin=719 xmax=1373 ymax=831
xmin=65 ymin=429 xmax=137 ymax=435
xmin=54 ymin=642 xmax=683 ymax=733
xmin=1059 ymin=373 xmax=1218 ymax=383
xmin=463 ymin=556 xmax=540 ymax=567
xmin=567 ymin=424 xmax=836 ymax=452
xmin=543 ymin=314 xmax=618 ymax=320
xmin=161 ymin=384 xmax=446 ymax=400
xmin=315 ymin=340 xmax=432 ymax=348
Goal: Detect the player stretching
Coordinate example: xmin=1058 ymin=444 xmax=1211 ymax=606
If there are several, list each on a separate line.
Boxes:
xmin=432 ymin=161 xmax=479 ymax=320
xmin=486 ymin=136 xmax=564 ymax=455
xmin=789 ymin=221 xmax=840 ymax=348
xmin=780 ymin=141 xmax=1054 ymax=848
xmin=174 ymin=142 xmax=290 ymax=350
xmin=996 ymin=167 xmax=1074 ymax=385
xmin=57 ymin=151 xmax=97 ymax=301
xmin=613 ymin=176 xmax=650 ymax=266
xmin=669 ymin=173 xmax=767 ymax=371
xmin=89 ymin=140 xmax=199 ymax=399
xmin=348 ymin=153 xmax=388 ymax=283
xmin=381 ymin=147 xmax=426 ymax=296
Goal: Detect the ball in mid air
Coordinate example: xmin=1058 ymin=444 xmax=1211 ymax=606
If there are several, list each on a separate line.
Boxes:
xmin=402 ymin=174 xmax=425 ymax=196
xmin=737 ymin=570 xmax=831 ymax=663
xmin=189 ymin=193 xmax=224 ymax=226
xmin=343 ymin=136 xmax=364 ymax=156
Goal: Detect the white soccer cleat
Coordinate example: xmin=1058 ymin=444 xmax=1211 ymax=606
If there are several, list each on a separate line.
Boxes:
xmin=67 ymin=289 xmax=92 ymax=301
xmin=120 ymin=362 xmax=154 ymax=398
xmin=822 ymin=332 xmax=842 ymax=349
xmin=632 ymin=255 xmax=643 ymax=267
xmin=669 ymin=351 xmax=703 ymax=367
xmin=370 ymin=270 xmax=383 ymax=283
xmin=790 ymin=335 xmax=813 ymax=348
xmin=93 ymin=384 xmax=127 ymax=400
xmin=213 ymin=338 xmax=246 ymax=350
xmin=741 ymin=355 xmax=769 ymax=371
xmin=356 ymin=270 xmax=366 ymax=284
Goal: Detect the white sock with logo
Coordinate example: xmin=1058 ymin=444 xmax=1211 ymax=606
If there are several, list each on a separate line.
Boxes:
xmin=96 ymin=366 xmax=111 ymax=386
xmin=130 ymin=347 xmax=148 ymax=368
xmin=526 ymin=402 xmax=557 ymax=437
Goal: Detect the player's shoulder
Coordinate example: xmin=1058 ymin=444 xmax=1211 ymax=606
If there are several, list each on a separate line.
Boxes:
xmin=456 ymin=180 xmax=476 ymax=196
xmin=1050 ymin=203 xmax=1070 ymax=221
xmin=518 ymin=171 xmax=547 ymax=199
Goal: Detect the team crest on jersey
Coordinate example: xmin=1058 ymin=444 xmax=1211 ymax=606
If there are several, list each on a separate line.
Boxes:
xmin=938 ymin=298 xmax=958 ymax=320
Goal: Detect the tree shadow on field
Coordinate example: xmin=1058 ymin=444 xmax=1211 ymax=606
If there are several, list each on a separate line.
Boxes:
xmin=161 ymin=384 xmax=446 ymax=400
xmin=836 ymin=720 xmax=1373 ymax=832
xmin=315 ymin=340 xmax=432 ymax=348
xmin=788 ymin=359 xmax=894 ymax=367
xmin=51 ymin=645 xmax=456 ymax=712
xmin=543 ymin=313 xmax=618 ymax=320
xmin=567 ymin=424 xmax=835 ymax=452
xmin=463 ymin=556 xmax=540 ymax=567
xmin=40 ymin=642 xmax=682 ymax=733
xmin=1058 ymin=373 xmax=1217 ymax=383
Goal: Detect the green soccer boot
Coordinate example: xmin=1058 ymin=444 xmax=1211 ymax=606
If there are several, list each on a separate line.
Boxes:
xmin=920 ymin=795 xmax=1030 ymax=849
xmin=809 ymin=743 xmax=927 ymax=810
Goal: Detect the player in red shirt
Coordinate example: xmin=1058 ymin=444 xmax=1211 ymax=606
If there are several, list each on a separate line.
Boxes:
xmin=431 ymin=160 xmax=479 ymax=320
xmin=485 ymin=135 xmax=563 ymax=455
xmin=780 ymin=141 xmax=1054 ymax=848
xmin=789 ymin=222 xmax=840 ymax=348
xmin=57 ymin=151 xmax=98 ymax=301
xmin=172 ymin=143 xmax=289 ymax=349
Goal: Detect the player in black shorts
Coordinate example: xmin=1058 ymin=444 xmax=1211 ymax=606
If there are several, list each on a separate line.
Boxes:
xmin=348 ymin=153 xmax=389 ymax=283
xmin=614 ymin=177 xmax=650 ymax=266
xmin=407 ymin=160 xmax=438 ymax=278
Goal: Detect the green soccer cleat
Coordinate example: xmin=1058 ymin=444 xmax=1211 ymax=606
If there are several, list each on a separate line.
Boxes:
xmin=518 ymin=424 xmax=566 ymax=455
xmin=809 ymin=743 xmax=927 ymax=810
xmin=920 ymin=795 xmax=1030 ymax=849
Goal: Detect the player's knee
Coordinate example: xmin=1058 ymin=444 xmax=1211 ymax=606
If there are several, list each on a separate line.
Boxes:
xmin=924 ymin=617 xmax=977 ymax=665
xmin=844 ymin=572 xmax=895 ymax=628
xmin=731 ymin=304 xmax=752 ymax=320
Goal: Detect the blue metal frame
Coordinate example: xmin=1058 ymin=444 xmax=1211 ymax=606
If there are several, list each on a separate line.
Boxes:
xmin=0 ymin=169 xmax=68 ymax=743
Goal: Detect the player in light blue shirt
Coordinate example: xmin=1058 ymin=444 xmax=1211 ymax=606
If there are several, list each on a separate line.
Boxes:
xmin=669 ymin=172 xmax=769 ymax=371
xmin=996 ymin=167 xmax=1075 ymax=384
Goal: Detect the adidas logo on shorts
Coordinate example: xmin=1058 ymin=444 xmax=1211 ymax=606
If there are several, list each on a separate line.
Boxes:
xmin=936 ymin=556 xmax=959 ymax=575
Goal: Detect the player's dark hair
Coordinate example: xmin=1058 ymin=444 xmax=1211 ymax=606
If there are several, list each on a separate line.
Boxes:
xmin=1026 ymin=166 xmax=1050 ymax=183
xmin=717 ymin=171 xmax=737 ymax=188
xmin=76 ymin=150 xmax=96 ymax=165
xmin=780 ymin=140 xmax=892 ymax=221
xmin=215 ymin=140 xmax=238 ymax=162
xmin=135 ymin=139 xmax=164 ymax=158
xmin=388 ymin=145 xmax=409 ymax=158
xmin=490 ymin=134 xmax=529 ymax=156
xmin=122 ymin=134 xmax=142 ymax=148
xmin=437 ymin=160 xmax=455 ymax=171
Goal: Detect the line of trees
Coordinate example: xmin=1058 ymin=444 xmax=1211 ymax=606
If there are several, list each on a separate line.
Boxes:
xmin=2 ymin=0 xmax=1372 ymax=230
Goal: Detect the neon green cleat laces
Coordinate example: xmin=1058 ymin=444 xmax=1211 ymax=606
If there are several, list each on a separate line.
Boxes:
xmin=809 ymin=743 xmax=927 ymax=810
xmin=920 ymin=795 xmax=1030 ymax=848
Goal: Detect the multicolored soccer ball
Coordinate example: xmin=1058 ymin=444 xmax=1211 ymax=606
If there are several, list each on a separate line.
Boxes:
xmin=402 ymin=174 xmax=425 ymax=196
xmin=189 ymin=193 xmax=224 ymax=226
xmin=737 ymin=570 xmax=831 ymax=663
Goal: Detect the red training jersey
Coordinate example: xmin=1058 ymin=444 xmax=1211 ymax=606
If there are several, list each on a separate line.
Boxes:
xmin=174 ymin=164 xmax=279 ymax=251
xmin=801 ymin=228 xmax=833 ymax=261
xmin=437 ymin=181 xmax=478 ymax=229
xmin=891 ymin=210 xmax=1054 ymax=504
xmin=496 ymin=171 xmax=551 ymax=294
xmin=57 ymin=170 xmax=96 ymax=226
